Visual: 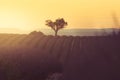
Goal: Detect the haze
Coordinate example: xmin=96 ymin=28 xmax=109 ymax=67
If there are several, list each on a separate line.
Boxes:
xmin=0 ymin=0 xmax=120 ymax=34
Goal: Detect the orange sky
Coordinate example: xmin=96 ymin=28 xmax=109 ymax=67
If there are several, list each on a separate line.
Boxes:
xmin=0 ymin=0 xmax=120 ymax=33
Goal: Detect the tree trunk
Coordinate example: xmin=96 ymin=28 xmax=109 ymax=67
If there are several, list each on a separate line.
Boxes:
xmin=55 ymin=30 xmax=58 ymax=36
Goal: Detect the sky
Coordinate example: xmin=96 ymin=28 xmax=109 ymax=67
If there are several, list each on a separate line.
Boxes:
xmin=0 ymin=0 xmax=120 ymax=33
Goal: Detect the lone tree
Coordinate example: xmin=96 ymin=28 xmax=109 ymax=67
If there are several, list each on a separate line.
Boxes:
xmin=45 ymin=18 xmax=67 ymax=36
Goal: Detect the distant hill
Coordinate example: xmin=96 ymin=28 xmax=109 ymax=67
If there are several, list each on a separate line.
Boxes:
xmin=0 ymin=28 xmax=30 ymax=34
xmin=40 ymin=28 xmax=119 ymax=36
xmin=0 ymin=28 xmax=119 ymax=36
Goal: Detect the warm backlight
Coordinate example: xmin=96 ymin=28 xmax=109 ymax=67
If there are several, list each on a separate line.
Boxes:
xmin=0 ymin=0 xmax=120 ymax=33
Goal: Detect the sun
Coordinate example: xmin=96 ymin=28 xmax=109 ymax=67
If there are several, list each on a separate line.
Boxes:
xmin=0 ymin=9 xmax=30 ymax=33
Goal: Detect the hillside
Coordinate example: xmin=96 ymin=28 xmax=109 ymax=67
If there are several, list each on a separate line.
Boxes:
xmin=40 ymin=28 xmax=119 ymax=36
xmin=0 ymin=32 xmax=120 ymax=80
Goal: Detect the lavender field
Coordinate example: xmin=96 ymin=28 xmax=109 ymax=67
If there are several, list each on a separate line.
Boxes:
xmin=0 ymin=31 xmax=120 ymax=80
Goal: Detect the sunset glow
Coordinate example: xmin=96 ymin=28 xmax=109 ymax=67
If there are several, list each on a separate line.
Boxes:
xmin=0 ymin=0 xmax=120 ymax=33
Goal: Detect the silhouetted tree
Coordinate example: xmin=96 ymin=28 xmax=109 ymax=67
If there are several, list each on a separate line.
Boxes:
xmin=46 ymin=18 xmax=67 ymax=36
